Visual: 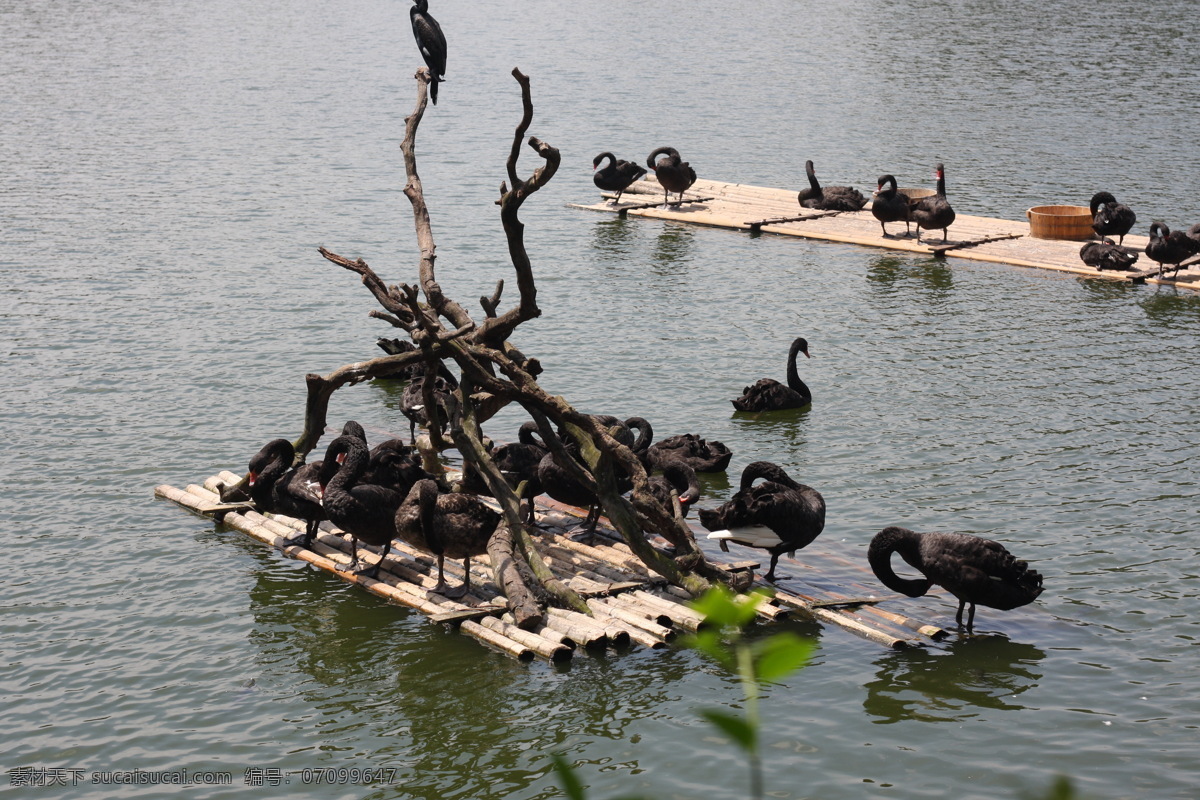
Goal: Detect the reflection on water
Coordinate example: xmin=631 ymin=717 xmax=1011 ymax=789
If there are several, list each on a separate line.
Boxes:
xmin=1136 ymin=288 xmax=1200 ymax=329
xmin=864 ymin=636 xmax=1046 ymax=724
xmin=650 ymin=223 xmax=696 ymax=273
xmin=865 ymin=255 xmax=955 ymax=296
xmin=590 ymin=217 xmax=640 ymax=257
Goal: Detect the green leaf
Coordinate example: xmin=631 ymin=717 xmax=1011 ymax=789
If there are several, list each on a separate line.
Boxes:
xmin=752 ymin=632 xmax=814 ymax=684
xmin=689 ymin=586 xmax=767 ymax=630
xmin=699 ymin=708 xmax=757 ymax=752
xmin=550 ymin=753 xmax=586 ymax=800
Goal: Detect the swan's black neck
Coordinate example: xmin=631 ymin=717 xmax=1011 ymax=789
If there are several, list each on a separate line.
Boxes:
xmin=786 ymin=337 xmax=812 ymax=403
xmin=625 ymin=416 xmax=653 ymax=453
xmin=594 ymin=152 xmax=615 ymax=169
xmin=878 ymin=174 xmax=898 ymax=195
xmin=415 ymin=478 xmax=444 ymax=554
xmin=740 ymin=461 xmax=799 ymax=490
xmin=934 ymin=164 xmax=947 ymax=197
xmin=867 ymin=527 xmax=934 ymax=597
xmin=661 ymin=461 xmax=700 ymax=504
xmin=249 ymin=439 xmax=293 ymax=505
xmin=805 ymin=160 xmax=820 ymax=191
xmin=325 ymin=435 xmax=369 ymax=496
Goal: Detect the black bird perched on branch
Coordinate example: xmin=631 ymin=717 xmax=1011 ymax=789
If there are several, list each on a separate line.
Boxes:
xmin=593 ymin=152 xmax=647 ymax=204
xmin=1089 ymin=191 xmax=1136 ymax=245
xmin=867 ymin=526 xmax=1044 ymax=631
xmin=410 ymin=0 xmax=446 ymax=104
xmin=1079 ymin=238 xmax=1139 ymax=271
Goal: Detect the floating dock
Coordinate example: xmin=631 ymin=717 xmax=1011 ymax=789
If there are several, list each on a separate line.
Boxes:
xmin=570 ymin=177 xmax=1200 ymax=290
xmin=156 ymin=471 xmax=948 ymax=662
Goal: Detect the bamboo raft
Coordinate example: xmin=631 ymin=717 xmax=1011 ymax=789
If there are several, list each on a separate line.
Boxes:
xmin=570 ymin=177 xmax=1200 ymax=290
xmin=156 ymin=472 xmax=950 ymax=662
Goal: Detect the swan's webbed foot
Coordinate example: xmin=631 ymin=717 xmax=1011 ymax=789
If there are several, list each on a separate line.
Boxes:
xmin=355 ymin=562 xmax=382 ymax=580
xmin=429 ymin=581 xmax=470 ymax=600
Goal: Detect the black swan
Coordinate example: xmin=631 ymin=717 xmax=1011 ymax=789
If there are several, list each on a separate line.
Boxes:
xmin=867 ymin=526 xmax=1044 ymax=631
xmin=246 ymin=438 xmax=325 ymax=546
xmin=646 ymin=146 xmax=697 ymax=206
xmin=1187 ymin=223 xmax=1200 ymax=250
xmin=593 ymin=152 xmax=647 ymax=204
xmin=400 ymin=369 xmax=457 ymax=444
xmin=911 ymin=163 xmax=956 ymax=244
xmin=409 ymin=0 xmax=446 ymax=104
xmin=1146 ymin=221 xmax=1200 ymax=278
xmin=339 ymin=420 xmax=426 ymax=491
xmin=797 ymin=160 xmax=866 ymax=211
xmin=318 ymin=435 xmax=405 ymax=578
xmin=459 ymin=421 xmax=547 ymax=521
xmin=645 ymin=432 xmax=733 ymax=473
xmin=870 ymin=174 xmax=911 ymax=237
xmin=731 ymin=336 xmax=812 ymax=412
xmin=1089 ymin=191 xmax=1136 ymax=245
xmin=698 ymin=461 xmax=826 ymax=582
xmin=394 ymin=478 xmax=500 ymax=598
xmin=537 ymin=416 xmax=640 ymax=533
xmin=1079 ymin=238 xmax=1139 ymax=271
xmin=647 ymin=459 xmax=701 ymax=518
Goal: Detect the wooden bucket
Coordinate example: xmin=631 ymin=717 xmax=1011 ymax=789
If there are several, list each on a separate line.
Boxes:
xmin=899 ymin=187 xmax=935 ymax=206
xmin=1026 ymin=205 xmax=1093 ymax=240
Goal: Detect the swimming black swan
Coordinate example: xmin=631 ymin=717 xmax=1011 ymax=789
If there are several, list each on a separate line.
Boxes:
xmin=1146 ymin=221 xmax=1200 ymax=278
xmin=698 ymin=461 xmax=826 ymax=582
xmin=1089 ymin=191 xmax=1136 ymax=245
xmin=1079 ymin=238 xmax=1139 ymax=271
xmin=394 ymin=478 xmax=500 ymax=598
xmin=731 ymin=336 xmax=812 ymax=412
xmin=645 ymin=432 xmax=733 ymax=473
xmin=867 ymin=526 xmax=1044 ymax=631
xmin=870 ymin=174 xmax=911 ymax=237
xmin=646 ymin=459 xmax=701 ymax=518
xmin=459 ymin=421 xmax=547 ymax=521
xmin=409 ymin=0 xmax=446 ymax=104
xmin=318 ymin=435 xmax=405 ymax=578
xmin=797 ymin=160 xmax=866 ymax=211
xmin=911 ymin=163 xmax=956 ymax=244
xmin=646 ymin=146 xmax=697 ymax=206
xmin=246 ymin=438 xmax=325 ymax=546
xmin=593 ymin=152 xmax=647 ymax=204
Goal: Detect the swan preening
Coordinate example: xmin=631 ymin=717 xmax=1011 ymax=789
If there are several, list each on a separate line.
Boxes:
xmin=410 ymin=0 xmax=446 ymax=105
xmin=1089 ymin=191 xmax=1136 ymax=245
xmin=732 ymin=336 xmax=812 ymax=412
xmin=867 ymin=526 xmax=1043 ymax=631
xmin=1079 ymin=238 xmax=1139 ymax=271
xmin=698 ymin=461 xmax=826 ymax=582
xmin=593 ymin=152 xmax=647 ymax=204
xmin=870 ymin=174 xmax=911 ymax=237
xmin=646 ymin=146 xmax=697 ymax=206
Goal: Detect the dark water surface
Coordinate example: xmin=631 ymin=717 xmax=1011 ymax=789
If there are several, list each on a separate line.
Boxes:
xmin=4 ymin=1 xmax=1200 ymax=798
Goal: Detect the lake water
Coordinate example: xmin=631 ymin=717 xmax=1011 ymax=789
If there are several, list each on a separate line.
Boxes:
xmin=4 ymin=1 xmax=1200 ymax=798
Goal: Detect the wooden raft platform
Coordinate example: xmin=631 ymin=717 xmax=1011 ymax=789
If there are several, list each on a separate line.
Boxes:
xmin=570 ymin=177 xmax=1200 ymax=290
xmin=156 ymin=472 xmax=949 ymax=662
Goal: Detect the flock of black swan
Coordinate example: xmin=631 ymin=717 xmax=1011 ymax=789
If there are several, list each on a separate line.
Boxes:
xmin=246 ymin=324 xmax=1042 ymax=629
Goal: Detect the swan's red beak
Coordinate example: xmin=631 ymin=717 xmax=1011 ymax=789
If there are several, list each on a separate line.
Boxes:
xmin=248 ymin=471 xmax=258 ymax=486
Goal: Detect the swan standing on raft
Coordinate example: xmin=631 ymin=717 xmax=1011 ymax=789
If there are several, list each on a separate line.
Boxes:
xmin=318 ymin=435 xmax=406 ymax=577
xmin=870 ymin=174 xmax=912 ymax=237
xmin=394 ymin=479 xmax=500 ymax=599
xmin=698 ymin=461 xmax=826 ymax=582
xmin=1089 ymin=191 xmax=1136 ymax=245
xmin=593 ymin=152 xmax=647 ymax=204
xmin=911 ymin=163 xmax=956 ymax=243
xmin=731 ymin=336 xmax=812 ymax=412
xmin=1146 ymin=221 xmax=1200 ymax=279
xmin=867 ymin=526 xmax=1044 ymax=631
xmin=646 ymin=146 xmax=697 ymax=206
xmin=246 ymin=438 xmax=326 ymax=547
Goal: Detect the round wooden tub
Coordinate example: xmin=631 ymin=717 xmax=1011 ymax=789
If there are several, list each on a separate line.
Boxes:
xmin=1027 ymin=205 xmax=1094 ymax=240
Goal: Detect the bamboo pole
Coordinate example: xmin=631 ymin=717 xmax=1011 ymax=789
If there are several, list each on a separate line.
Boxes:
xmin=478 ymin=616 xmax=571 ymax=662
